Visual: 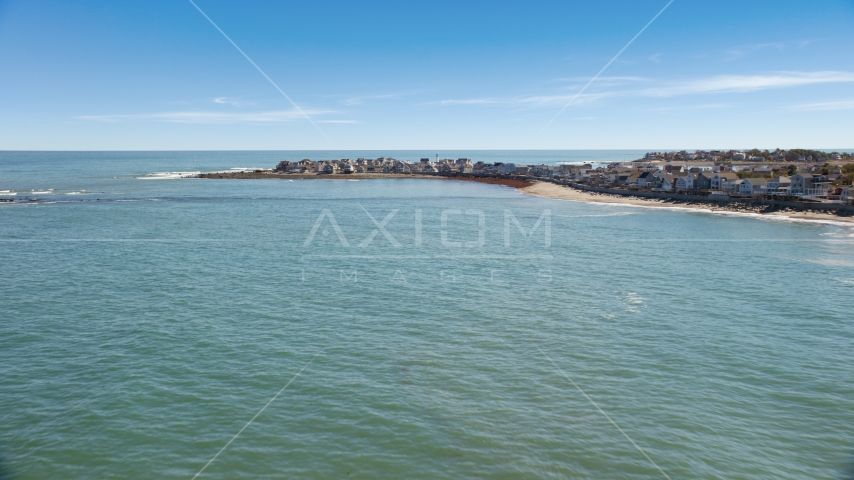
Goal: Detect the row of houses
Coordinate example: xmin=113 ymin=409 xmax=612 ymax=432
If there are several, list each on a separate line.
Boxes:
xmin=564 ymin=166 xmax=844 ymax=200
xmin=276 ymin=157 xmax=480 ymax=175
xmin=271 ymin=156 xmax=853 ymax=203
xmin=468 ymin=161 xmax=847 ymax=201
xmin=642 ymin=150 xmax=850 ymax=163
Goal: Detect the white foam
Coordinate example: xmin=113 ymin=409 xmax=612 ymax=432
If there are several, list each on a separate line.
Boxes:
xmin=30 ymin=190 xmax=53 ymax=195
xmin=137 ymin=171 xmax=200 ymax=180
xmin=225 ymin=167 xmax=267 ymax=173
xmin=570 ymin=199 xmax=854 ymax=227
xmin=557 ymin=212 xmax=635 ymax=218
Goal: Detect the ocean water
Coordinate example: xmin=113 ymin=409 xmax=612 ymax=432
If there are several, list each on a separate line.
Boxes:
xmin=1 ymin=151 xmax=853 ymax=479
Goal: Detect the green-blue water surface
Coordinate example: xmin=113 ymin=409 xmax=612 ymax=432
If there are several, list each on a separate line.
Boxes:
xmin=1 ymin=151 xmax=853 ymax=479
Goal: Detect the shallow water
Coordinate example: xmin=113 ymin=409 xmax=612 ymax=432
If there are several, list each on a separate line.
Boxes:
xmin=1 ymin=151 xmax=853 ymax=479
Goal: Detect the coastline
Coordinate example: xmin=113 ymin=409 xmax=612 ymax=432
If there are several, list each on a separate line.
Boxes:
xmin=517 ymin=181 xmax=854 ymax=225
xmin=195 ymin=171 xmax=854 ymax=225
xmin=197 ymin=172 xmax=442 ymax=180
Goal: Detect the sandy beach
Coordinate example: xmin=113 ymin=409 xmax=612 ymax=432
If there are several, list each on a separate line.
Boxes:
xmin=519 ymin=181 xmax=854 ymax=225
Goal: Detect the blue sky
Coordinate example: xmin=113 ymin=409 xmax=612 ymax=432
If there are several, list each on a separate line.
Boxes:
xmin=1 ymin=0 xmax=853 ymax=150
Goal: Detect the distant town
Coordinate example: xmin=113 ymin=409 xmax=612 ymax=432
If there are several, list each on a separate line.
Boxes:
xmin=254 ymin=149 xmax=854 ymax=204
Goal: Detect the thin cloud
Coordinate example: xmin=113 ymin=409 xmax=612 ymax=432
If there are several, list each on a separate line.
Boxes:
xmin=428 ymin=92 xmax=612 ymax=107
xmin=433 ymin=98 xmax=502 ymax=106
xmin=796 ymin=38 xmax=823 ymax=48
xmin=432 ymin=71 xmax=854 ymax=108
xmin=644 ymin=103 xmax=731 ymax=112
xmin=639 ymin=71 xmax=854 ymax=97
xmin=787 ymin=99 xmax=854 ymax=111
xmin=549 ymin=76 xmax=648 ymax=84
xmin=77 ymin=108 xmax=336 ymax=124
xmin=316 ymin=119 xmax=361 ymax=124
xmin=725 ymin=42 xmax=784 ymax=59
xmin=213 ymin=96 xmax=253 ymax=108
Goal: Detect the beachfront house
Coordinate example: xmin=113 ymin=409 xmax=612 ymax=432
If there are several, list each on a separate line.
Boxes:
xmin=626 ymin=173 xmax=641 ymax=186
xmin=393 ymin=161 xmax=407 ymax=173
xmin=675 ymin=174 xmax=694 ymax=192
xmin=636 ymin=171 xmax=657 ymax=188
xmin=711 ymin=172 xmax=739 ymax=191
xmin=739 ymin=178 xmax=768 ymax=195
xmin=695 ymin=172 xmax=713 ymax=190
xmin=766 ymin=176 xmax=791 ymax=194
xmin=658 ymin=174 xmax=675 ymax=191
xmin=790 ymin=173 xmax=815 ymax=195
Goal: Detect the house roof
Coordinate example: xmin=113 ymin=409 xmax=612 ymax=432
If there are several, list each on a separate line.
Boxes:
xmin=743 ymin=178 xmax=769 ymax=185
xmin=714 ymin=172 xmax=739 ymax=179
